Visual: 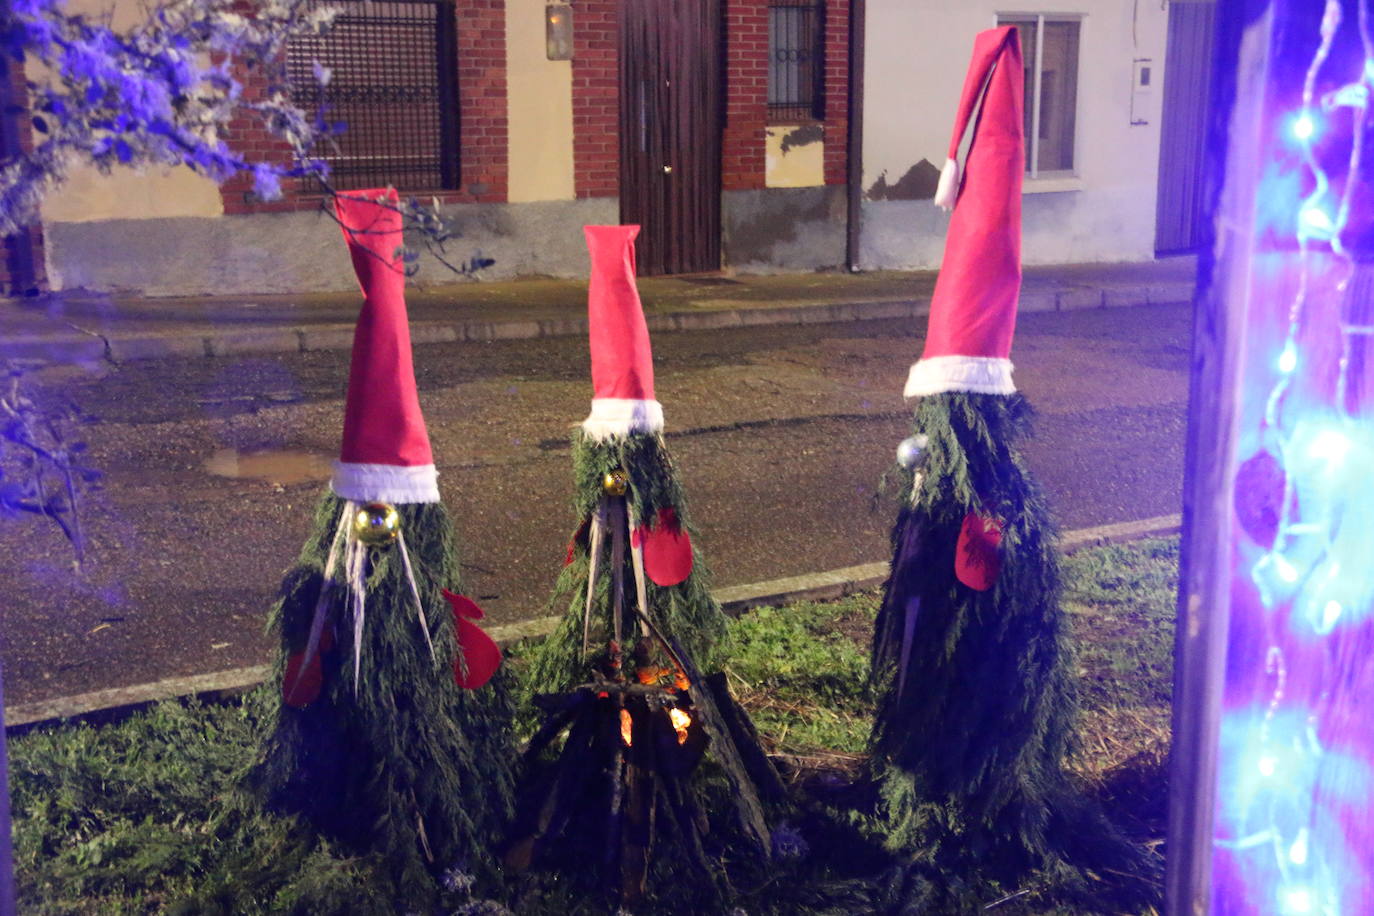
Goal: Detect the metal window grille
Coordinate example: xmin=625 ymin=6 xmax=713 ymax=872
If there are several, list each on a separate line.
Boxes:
xmin=768 ymin=0 xmax=824 ymax=121
xmin=287 ymin=0 xmax=460 ymax=191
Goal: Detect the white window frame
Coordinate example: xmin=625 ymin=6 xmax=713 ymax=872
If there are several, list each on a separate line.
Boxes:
xmin=996 ymin=12 xmax=1084 ymax=181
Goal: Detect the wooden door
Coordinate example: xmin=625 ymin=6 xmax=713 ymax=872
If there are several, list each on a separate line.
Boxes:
xmin=1154 ymin=0 xmax=1216 ymax=255
xmin=619 ymin=0 xmax=722 ymax=276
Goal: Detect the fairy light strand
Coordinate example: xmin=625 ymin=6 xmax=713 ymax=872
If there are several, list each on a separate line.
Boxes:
xmin=1220 ymin=1 xmax=1374 ymax=913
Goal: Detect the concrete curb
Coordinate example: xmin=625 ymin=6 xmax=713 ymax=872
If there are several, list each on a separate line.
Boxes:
xmin=6 ymin=279 xmax=1194 ymax=366
xmin=5 ymin=513 xmax=1181 ymax=729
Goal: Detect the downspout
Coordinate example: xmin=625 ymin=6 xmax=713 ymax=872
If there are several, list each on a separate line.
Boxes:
xmin=844 ymin=0 xmax=866 ymax=272
xmin=1 ymin=62 xmax=40 ymax=296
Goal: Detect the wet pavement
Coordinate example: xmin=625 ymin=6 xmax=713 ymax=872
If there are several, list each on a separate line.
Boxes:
xmin=0 ymin=302 xmax=1192 ymax=709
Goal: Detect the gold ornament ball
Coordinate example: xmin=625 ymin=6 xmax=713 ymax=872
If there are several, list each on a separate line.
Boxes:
xmin=602 ymin=469 xmax=629 ymax=496
xmin=353 ymin=501 xmax=401 ymax=545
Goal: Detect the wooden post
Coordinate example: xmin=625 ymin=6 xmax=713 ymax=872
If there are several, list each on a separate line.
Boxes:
xmin=1168 ymin=0 xmax=1374 ymax=912
xmin=1165 ymin=2 xmax=1269 ymax=910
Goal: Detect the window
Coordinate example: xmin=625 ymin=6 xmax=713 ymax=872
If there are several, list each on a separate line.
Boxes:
xmin=287 ymin=0 xmax=460 ymax=191
xmin=998 ymin=15 xmax=1080 ymax=176
xmin=768 ymin=0 xmax=824 ymax=121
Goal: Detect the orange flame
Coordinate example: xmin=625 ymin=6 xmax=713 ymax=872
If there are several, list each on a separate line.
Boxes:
xmin=668 ymin=707 xmax=691 ymax=745
xmin=636 ymin=665 xmax=669 ymax=685
xmin=619 ymin=708 xmax=633 ymax=747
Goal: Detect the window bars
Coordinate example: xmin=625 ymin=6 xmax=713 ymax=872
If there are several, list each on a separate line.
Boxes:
xmin=768 ymin=0 xmax=824 ymax=122
xmin=287 ymin=0 xmax=460 ymax=191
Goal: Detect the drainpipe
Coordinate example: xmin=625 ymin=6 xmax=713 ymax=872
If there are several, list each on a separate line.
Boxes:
xmin=1 ymin=61 xmax=39 ymax=296
xmin=845 ymin=0 xmax=866 ymax=272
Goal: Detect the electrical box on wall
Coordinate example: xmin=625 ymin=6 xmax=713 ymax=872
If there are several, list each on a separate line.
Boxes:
xmin=1131 ymin=58 xmax=1153 ymax=125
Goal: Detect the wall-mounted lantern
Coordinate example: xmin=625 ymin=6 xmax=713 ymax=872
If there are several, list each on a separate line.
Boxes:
xmin=546 ymin=4 xmax=573 ymax=61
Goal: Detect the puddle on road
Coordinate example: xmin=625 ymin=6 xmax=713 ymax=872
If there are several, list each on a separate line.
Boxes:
xmin=203 ymin=449 xmax=333 ymax=485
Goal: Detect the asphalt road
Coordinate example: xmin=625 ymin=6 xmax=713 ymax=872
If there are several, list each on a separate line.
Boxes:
xmin=1 ymin=303 xmax=1191 ymax=707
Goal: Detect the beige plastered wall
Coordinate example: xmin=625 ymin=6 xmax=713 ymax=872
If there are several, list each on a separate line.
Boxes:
xmin=765 ymin=125 xmax=826 ymax=188
xmin=505 ymin=0 xmax=575 ymax=202
xmin=862 ymin=0 xmax=1169 ymax=265
xmin=37 ymin=0 xmax=224 ymax=226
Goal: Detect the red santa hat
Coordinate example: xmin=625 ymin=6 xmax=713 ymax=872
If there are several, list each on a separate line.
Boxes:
xmin=580 ymin=225 xmax=665 ymax=439
xmin=331 ymin=189 xmax=440 ymax=503
xmin=906 ymin=25 xmax=1025 ymax=399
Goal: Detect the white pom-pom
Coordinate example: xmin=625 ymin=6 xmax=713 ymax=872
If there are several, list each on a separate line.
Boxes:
xmin=933 ymin=157 xmax=960 ymax=210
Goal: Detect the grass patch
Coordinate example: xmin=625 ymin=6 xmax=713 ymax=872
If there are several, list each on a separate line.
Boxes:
xmin=1062 ymin=537 xmax=1178 ymax=842
xmin=721 ymin=593 xmax=876 ymax=762
xmin=9 ymin=537 xmax=1179 ymax=914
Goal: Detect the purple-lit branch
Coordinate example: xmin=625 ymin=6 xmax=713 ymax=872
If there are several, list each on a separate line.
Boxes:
xmin=0 ymin=0 xmax=343 ymax=235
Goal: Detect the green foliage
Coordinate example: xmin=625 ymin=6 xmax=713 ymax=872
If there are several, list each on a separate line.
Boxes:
xmin=529 ymin=430 xmax=727 ymax=693
xmin=11 ymin=537 xmax=1179 ymax=914
xmin=11 ymin=693 xmax=381 ymax=915
xmin=517 ymin=430 xmax=782 ymax=909
xmin=252 ymin=494 xmax=516 ymax=909
xmin=867 ymin=393 xmax=1158 ymax=909
xmin=869 ymin=395 xmax=1071 ymax=837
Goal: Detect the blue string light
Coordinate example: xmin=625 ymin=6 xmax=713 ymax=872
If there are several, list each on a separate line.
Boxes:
xmin=1216 ymin=0 xmax=1374 ymax=911
xmin=1292 ymin=112 xmax=1317 ymax=140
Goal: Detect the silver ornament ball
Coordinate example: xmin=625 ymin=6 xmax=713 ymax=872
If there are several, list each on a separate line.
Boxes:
xmin=896 ymin=435 xmax=929 ymax=469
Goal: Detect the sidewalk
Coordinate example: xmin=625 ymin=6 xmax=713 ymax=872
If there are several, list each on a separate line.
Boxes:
xmin=0 ymin=257 xmax=1197 ymax=365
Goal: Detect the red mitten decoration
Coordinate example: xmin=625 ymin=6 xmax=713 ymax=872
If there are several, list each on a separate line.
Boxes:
xmin=283 ymin=650 xmax=322 ymax=707
xmin=635 ymin=507 xmax=693 ymax=586
xmin=564 ymin=516 xmax=591 ymax=567
xmin=282 ymin=622 xmax=334 ymax=708
xmin=443 ymin=589 xmax=502 ymax=689
xmin=955 ymin=511 xmax=1003 ymax=591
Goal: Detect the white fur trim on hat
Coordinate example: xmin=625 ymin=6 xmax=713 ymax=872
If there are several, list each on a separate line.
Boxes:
xmin=904 ymin=356 xmax=1015 ymax=398
xmin=331 ymin=461 xmax=440 ymax=504
xmin=580 ymin=398 xmax=665 ymax=440
xmin=933 ymin=157 xmax=961 ymax=211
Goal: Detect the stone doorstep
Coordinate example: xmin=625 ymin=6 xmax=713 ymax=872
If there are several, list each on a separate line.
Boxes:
xmin=3 ymin=513 xmax=1182 ymax=729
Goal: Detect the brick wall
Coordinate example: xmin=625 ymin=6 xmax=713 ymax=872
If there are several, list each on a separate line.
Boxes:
xmin=1 ymin=59 xmax=47 ymax=295
xmin=722 ymin=0 xmax=769 ymax=191
xmin=220 ymin=0 xmax=508 ymax=214
xmin=821 ymin=0 xmax=850 ymax=186
xmin=218 ymin=58 xmax=302 ymax=214
xmin=454 ymin=0 xmax=509 ymax=201
xmin=571 ymin=0 xmax=619 ymax=199
xmin=723 ymin=0 xmax=849 ymax=192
